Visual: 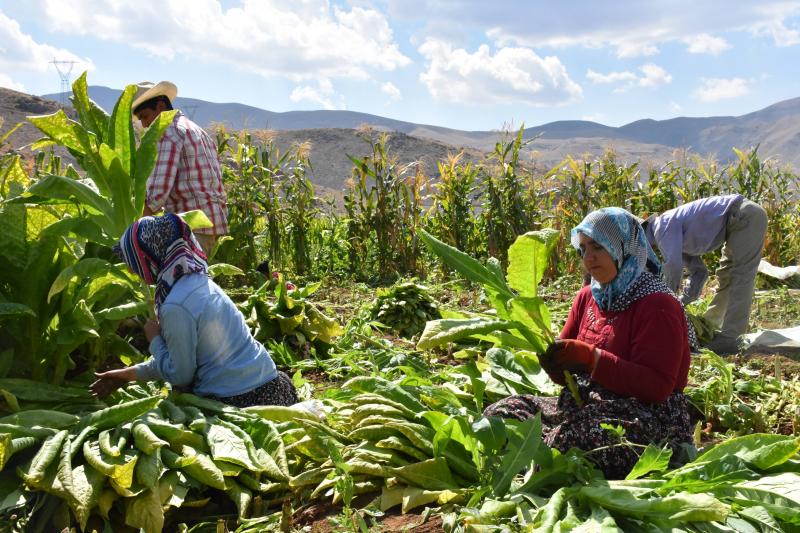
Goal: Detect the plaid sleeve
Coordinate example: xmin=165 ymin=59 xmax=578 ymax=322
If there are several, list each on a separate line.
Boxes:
xmin=146 ymin=134 xmax=180 ymax=213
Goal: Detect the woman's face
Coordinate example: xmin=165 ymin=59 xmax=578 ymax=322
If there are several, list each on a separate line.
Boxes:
xmin=578 ymin=233 xmax=618 ymax=284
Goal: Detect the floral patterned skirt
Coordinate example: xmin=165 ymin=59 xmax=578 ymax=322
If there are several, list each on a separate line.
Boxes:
xmin=213 ymin=371 xmax=298 ymax=408
xmin=483 ymin=375 xmax=693 ymax=479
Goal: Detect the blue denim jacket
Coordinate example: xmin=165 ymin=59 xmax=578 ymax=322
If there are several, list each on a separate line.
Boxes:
xmin=134 ymin=274 xmax=277 ymax=397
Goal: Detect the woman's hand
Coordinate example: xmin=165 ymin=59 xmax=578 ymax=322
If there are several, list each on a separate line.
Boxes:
xmin=144 ymin=318 xmax=161 ymax=342
xmin=540 ymin=339 xmax=599 ymax=384
xmin=90 ymin=367 xmax=138 ymax=398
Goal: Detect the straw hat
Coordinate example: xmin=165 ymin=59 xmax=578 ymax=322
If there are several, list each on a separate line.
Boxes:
xmin=131 ymin=81 xmax=177 ymax=111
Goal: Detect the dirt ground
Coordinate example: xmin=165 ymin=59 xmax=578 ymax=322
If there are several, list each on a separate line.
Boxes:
xmin=741 ymin=350 xmax=800 ymax=377
xmin=293 ymin=495 xmax=445 ymax=533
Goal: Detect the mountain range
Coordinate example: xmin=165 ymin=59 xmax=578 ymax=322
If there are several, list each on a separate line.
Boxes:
xmin=1 ymin=85 xmax=797 ymax=198
xmin=46 ymin=87 xmax=800 ymax=166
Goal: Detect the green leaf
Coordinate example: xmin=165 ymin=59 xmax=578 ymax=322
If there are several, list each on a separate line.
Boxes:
xmin=109 ymin=84 xmax=136 ymax=176
xmin=713 ymin=473 xmax=800 ymax=525
xmin=133 ymin=110 xmax=177 ymax=216
xmin=0 ymin=378 xmax=88 ymax=402
xmin=125 ymin=487 xmax=164 ymax=533
xmin=472 ymin=416 xmax=508 ymax=455
xmin=492 ymin=414 xmax=545 ymax=497
xmin=67 ymin=463 xmax=105 ymax=531
xmin=179 ymin=209 xmax=214 ymax=230
xmin=204 ymin=421 xmax=260 ymax=471
xmin=0 ymin=195 xmax=28 ymax=271
xmin=94 ymin=301 xmax=150 ymax=321
xmin=39 ymin=217 xmax=113 ymax=247
xmin=626 ymin=444 xmax=673 ymax=480
xmin=422 ymin=412 xmax=479 ymax=462
xmin=28 ymin=110 xmax=86 ymax=155
xmin=70 ymin=71 xmax=108 ymax=144
xmin=0 ymin=409 xmax=78 ymax=428
xmin=18 ymin=174 xmax=113 ymax=218
xmin=507 ymin=296 xmax=552 ymax=349
xmin=419 ymin=229 xmax=511 ymax=296
xmin=208 ymin=263 xmax=244 ymax=278
xmin=507 ymin=229 xmax=559 ymax=297
xmin=225 ymin=478 xmax=252 ymax=519
xmin=574 ymin=505 xmax=621 ymax=532
xmin=400 ymin=486 xmax=463 ymax=513
xmin=48 ymin=258 xmax=128 ymax=302
xmin=697 ymin=435 xmax=800 ymax=471
xmin=391 ymin=457 xmax=457 ymax=490
xmin=533 ymin=486 xmax=577 ymax=531
xmin=417 ymin=317 xmax=517 ymax=350
xmin=342 ymin=376 xmax=427 ymax=414
xmin=0 ymin=303 xmax=36 ymax=321
xmin=580 ymin=483 xmax=730 ymax=522
xmin=98 ymin=143 xmax=133 ymax=234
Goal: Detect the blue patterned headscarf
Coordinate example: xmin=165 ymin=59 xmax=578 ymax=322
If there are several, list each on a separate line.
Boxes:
xmin=114 ymin=214 xmax=208 ymax=309
xmin=571 ymin=207 xmax=662 ymax=311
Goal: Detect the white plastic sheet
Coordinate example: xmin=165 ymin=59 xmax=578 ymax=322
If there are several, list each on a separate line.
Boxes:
xmin=744 ymin=326 xmax=800 ymax=352
xmin=758 ymin=259 xmax=800 ymax=280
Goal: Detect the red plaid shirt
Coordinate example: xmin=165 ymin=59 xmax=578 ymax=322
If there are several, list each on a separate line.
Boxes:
xmin=146 ymin=111 xmax=228 ymax=235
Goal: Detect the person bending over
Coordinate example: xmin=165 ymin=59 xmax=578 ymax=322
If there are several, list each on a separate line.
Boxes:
xmin=91 ymin=214 xmax=297 ymax=408
xmin=641 ymin=195 xmax=767 ymax=354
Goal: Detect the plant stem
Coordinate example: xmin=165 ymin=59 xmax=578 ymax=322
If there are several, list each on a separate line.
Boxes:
xmin=563 ymin=370 xmax=584 ymax=407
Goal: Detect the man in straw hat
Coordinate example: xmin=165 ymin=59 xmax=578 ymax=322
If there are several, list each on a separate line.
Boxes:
xmin=640 ymin=195 xmax=767 ymax=355
xmin=132 ymin=81 xmax=227 ymax=256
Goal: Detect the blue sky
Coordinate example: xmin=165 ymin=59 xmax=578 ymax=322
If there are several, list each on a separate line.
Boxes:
xmin=1 ymin=0 xmax=799 ymax=130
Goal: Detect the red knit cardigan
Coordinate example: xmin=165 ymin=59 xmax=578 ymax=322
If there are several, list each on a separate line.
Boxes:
xmin=560 ymin=285 xmax=691 ymax=403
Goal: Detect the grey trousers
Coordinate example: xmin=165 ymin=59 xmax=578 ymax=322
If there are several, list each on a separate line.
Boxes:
xmin=703 ymin=199 xmax=768 ymax=340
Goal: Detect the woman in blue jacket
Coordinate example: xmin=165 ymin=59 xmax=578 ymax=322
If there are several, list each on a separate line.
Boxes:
xmin=91 ymin=213 xmax=297 ymax=407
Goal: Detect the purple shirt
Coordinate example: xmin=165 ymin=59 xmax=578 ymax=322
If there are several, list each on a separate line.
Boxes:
xmin=646 ymin=194 xmax=743 ymax=302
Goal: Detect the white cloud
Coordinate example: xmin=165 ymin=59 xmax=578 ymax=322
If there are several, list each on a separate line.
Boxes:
xmin=670 ymin=101 xmax=682 ymax=113
xmin=290 ymin=78 xmax=341 ymax=110
xmin=394 ymin=1 xmax=800 ymax=58
xmin=581 ymin=113 xmax=606 ymax=123
xmin=693 ymin=77 xmax=749 ymax=102
xmin=586 ymin=64 xmax=671 ymax=91
xmin=586 ymin=69 xmax=636 ymax=84
xmin=418 ymin=39 xmax=582 ymax=106
xmin=33 ymin=0 xmax=410 ymax=82
xmin=683 ymin=33 xmax=731 ymax=55
xmin=754 ymin=20 xmax=800 ymax=46
xmin=381 ymin=81 xmax=402 ymax=101
xmin=0 ymin=73 xmax=25 ymax=92
xmin=614 ymin=42 xmax=659 ymax=59
xmin=0 ymin=11 xmax=93 ymax=79
xmin=638 ymin=63 xmax=672 ymax=87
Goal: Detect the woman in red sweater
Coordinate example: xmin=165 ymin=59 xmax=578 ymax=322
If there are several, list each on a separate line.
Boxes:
xmin=484 ymin=207 xmax=695 ymax=479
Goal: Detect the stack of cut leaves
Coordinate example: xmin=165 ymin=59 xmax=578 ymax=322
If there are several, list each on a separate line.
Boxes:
xmin=509 ymin=433 xmax=800 ymax=532
xmin=0 ymin=384 xmax=297 ymax=532
xmin=368 ymin=281 xmax=441 ymax=338
xmin=1 ymin=372 xmax=799 ymax=532
xmin=240 ymin=273 xmax=343 ymax=356
xmin=249 ymin=375 xmax=800 ymax=532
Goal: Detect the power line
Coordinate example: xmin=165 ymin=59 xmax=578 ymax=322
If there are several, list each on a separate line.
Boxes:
xmin=50 ymin=59 xmax=78 ymax=107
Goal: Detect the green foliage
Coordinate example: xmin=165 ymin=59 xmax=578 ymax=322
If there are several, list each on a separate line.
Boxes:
xmin=368 ymin=281 xmax=441 ymax=338
xmin=686 ymin=352 xmax=799 ymax=435
xmin=15 ymin=72 xmax=176 ymax=244
xmin=344 ymin=129 xmax=425 ymax=281
xmin=417 ymin=228 xmax=559 ymax=353
xmin=240 ymin=274 xmax=343 ymax=359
